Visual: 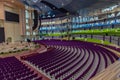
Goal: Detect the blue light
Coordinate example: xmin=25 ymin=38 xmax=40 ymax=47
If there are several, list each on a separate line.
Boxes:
xmin=52 ymin=15 xmax=55 ymax=17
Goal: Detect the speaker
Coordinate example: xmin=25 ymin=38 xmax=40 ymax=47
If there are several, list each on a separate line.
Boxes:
xmin=34 ymin=10 xmax=38 ymax=19
xmin=39 ymin=16 xmax=41 ymax=29
xmin=32 ymin=19 xmax=38 ymax=30
xmin=32 ymin=10 xmax=39 ymax=30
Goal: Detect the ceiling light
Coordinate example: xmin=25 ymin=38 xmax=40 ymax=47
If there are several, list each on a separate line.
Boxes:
xmin=53 ymin=7 xmax=55 ymax=10
xmin=40 ymin=6 xmax=43 ymax=9
xmin=79 ymin=16 xmax=81 ymax=18
xmin=62 ymin=3 xmax=64 ymax=6
xmin=52 ymin=15 xmax=55 ymax=17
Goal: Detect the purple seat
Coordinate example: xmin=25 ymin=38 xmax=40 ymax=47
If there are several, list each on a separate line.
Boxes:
xmin=27 ymin=39 xmax=119 ymax=80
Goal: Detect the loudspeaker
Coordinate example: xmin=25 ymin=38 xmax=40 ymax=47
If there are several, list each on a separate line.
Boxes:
xmin=39 ymin=16 xmax=41 ymax=29
xmin=32 ymin=19 xmax=38 ymax=30
xmin=34 ymin=10 xmax=38 ymax=19
xmin=32 ymin=10 xmax=39 ymax=30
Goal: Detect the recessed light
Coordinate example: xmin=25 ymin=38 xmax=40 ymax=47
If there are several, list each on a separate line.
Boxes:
xmin=53 ymin=7 xmax=55 ymax=9
xmin=79 ymin=16 xmax=81 ymax=18
xmin=62 ymin=3 xmax=64 ymax=6
xmin=40 ymin=6 xmax=43 ymax=9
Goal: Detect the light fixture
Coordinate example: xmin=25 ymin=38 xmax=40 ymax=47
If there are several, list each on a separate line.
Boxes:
xmin=53 ymin=7 xmax=56 ymax=10
xmin=62 ymin=3 xmax=64 ymax=6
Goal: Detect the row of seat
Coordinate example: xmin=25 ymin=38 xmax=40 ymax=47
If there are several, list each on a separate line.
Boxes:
xmin=26 ymin=39 xmax=119 ymax=80
xmin=103 ymin=44 xmax=120 ymax=53
xmin=90 ymin=61 xmax=120 ymax=80
xmin=0 ymin=57 xmax=42 ymax=80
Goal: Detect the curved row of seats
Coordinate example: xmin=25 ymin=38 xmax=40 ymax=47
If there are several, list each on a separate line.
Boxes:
xmin=0 ymin=57 xmax=42 ymax=80
xmin=102 ymin=44 xmax=120 ymax=53
xmin=26 ymin=39 xmax=119 ymax=80
xmin=90 ymin=60 xmax=120 ymax=80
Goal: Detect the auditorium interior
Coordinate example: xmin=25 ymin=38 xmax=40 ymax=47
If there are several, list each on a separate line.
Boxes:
xmin=0 ymin=0 xmax=120 ymax=80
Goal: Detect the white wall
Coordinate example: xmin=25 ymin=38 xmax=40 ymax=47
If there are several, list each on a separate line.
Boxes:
xmin=3 ymin=3 xmax=25 ymax=42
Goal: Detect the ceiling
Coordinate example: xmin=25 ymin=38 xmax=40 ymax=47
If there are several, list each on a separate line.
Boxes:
xmin=19 ymin=0 xmax=120 ymax=19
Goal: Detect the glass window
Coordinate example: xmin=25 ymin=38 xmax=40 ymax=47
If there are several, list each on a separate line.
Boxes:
xmin=26 ymin=32 xmax=30 ymax=35
xmin=25 ymin=10 xmax=30 ymax=19
xmin=110 ymin=20 xmax=115 ymax=24
xmin=33 ymin=32 xmax=36 ymax=35
xmin=26 ymin=19 xmax=29 ymax=23
xmin=116 ymin=12 xmax=120 ymax=16
xmin=25 ymin=6 xmax=29 ymax=9
xmin=108 ymin=13 xmax=115 ymax=18
xmin=32 ymin=12 xmax=35 ymax=19
xmin=116 ymin=19 xmax=120 ymax=23
xmin=26 ymin=25 xmax=30 ymax=29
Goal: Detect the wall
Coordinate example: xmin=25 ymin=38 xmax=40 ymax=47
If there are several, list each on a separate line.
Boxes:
xmin=0 ymin=2 xmax=5 ymax=29
xmin=0 ymin=2 xmax=5 ymax=20
xmin=2 ymin=2 xmax=25 ymax=42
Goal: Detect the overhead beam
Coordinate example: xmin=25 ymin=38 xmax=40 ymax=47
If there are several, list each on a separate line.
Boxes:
xmin=41 ymin=0 xmax=68 ymax=13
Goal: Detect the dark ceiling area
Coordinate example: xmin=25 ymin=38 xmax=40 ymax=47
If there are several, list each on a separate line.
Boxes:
xmin=19 ymin=0 xmax=120 ymax=19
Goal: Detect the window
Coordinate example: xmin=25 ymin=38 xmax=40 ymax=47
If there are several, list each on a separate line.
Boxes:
xmin=33 ymin=32 xmax=36 ymax=35
xmin=108 ymin=13 xmax=115 ymax=18
xmin=26 ymin=32 xmax=30 ymax=36
xmin=25 ymin=10 xmax=30 ymax=19
xmin=26 ymin=19 xmax=29 ymax=24
xmin=26 ymin=25 xmax=30 ymax=29
xmin=102 ymin=5 xmax=118 ymax=13
xmin=116 ymin=12 xmax=120 ymax=16
xmin=106 ymin=21 xmax=110 ymax=25
xmin=116 ymin=19 xmax=120 ymax=23
xmin=110 ymin=20 xmax=115 ymax=24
